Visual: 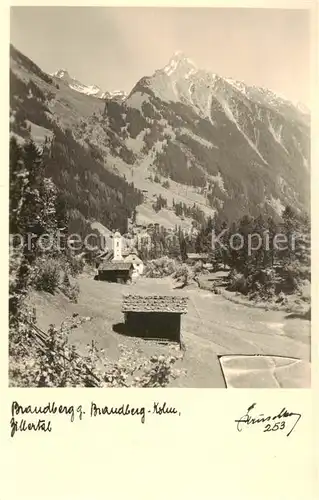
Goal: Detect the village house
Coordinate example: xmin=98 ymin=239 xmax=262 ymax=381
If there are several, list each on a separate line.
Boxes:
xmin=121 ymin=294 xmax=188 ymax=342
xmin=97 ymin=261 xmax=134 ymax=283
xmin=96 ymin=230 xmax=144 ymax=280
xmin=122 ymin=248 xmax=144 ymax=277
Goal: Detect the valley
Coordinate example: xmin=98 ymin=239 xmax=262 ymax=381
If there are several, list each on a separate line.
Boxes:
xmin=9 ymin=42 xmax=311 ymax=390
xmin=10 ymin=44 xmax=310 ymax=231
xmin=29 ymin=274 xmax=310 ymax=388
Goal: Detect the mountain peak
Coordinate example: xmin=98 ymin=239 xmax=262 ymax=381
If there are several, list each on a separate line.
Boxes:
xmin=52 ymin=68 xmax=105 ymax=97
xmin=52 ymin=69 xmax=71 ymax=80
xmin=51 ymin=67 xmax=127 ymax=101
xmin=163 ymin=51 xmax=197 ymax=77
xmin=172 ymin=50 xmax=190 ymax=59
xmin=170 ymin=50 xmax=196 ymax=65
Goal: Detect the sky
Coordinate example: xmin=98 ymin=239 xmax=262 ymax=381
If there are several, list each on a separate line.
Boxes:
xmin=10 ymin=7 xmax=311 ymax=105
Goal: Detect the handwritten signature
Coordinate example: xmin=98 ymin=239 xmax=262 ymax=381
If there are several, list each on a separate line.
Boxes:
xmin=235 ymin=403 xmax=302 ymax=436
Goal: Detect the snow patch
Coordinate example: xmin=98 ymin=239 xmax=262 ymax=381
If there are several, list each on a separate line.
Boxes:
xmin=292 ymin=136 xmax=310 ymax=171
xmin=153 ymin=140 xmax=167 ymax=153
xmin=225 ymin=77 xmax=249 ymax=97
xmin=125 ymin=130 xmax=148 ymax=154
xmin=266 ymin=196 xmax=285 ymax=216
xmin=302 ymin=155 xmax=309 ymax=171
xmin=126 ymin=92 xmax=150 ymax=113
xmin=150 ymin=73 xmax=180 ymax=103
xmin=179 ymin=128 xmax=218 ymax=149
xmin=158 ymin=118 xmax=168 ymax=126
xmin=163 ymin=52 xmax=196 ymax=77
xmin=210 ymin=172 xmax=226 ymax=193
xmin=26 ymin=120 xmax=53 ymax=144
xmin=171 ymin=80 xmax=179 ymax=99
xmin=206 ymin=92 xmax=216 ymax=126
xmin=187 ymin=83 xmax=194 ymax=104
xmin=221 ymin=99 xmax=268 ymax=164
xmin=268 ymin=116 xmax=288 ymax=154
xmin=162 ymin=125 xmax=176 ymax=141
xmin=69 ymin=82 xmax=102 ymax=96
xmin=164 ymin=58 xmax=179 ymax=76
xmin=185 ymin=68 xmax=196 ymax=80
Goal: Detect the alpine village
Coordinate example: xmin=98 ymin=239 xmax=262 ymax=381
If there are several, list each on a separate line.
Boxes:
xmin=9 ymin=44 xmax=310 ymax=388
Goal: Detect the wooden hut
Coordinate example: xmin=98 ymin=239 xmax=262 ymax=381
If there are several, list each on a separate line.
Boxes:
xmin=97 ymin=262 xmax=134 ymax=284
xmin=122 ymin=294 xmax=188 ymax=342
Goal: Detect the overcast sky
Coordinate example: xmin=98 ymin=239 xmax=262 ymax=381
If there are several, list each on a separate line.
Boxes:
xmin=10 ymin=7 xmax=310 ymax=105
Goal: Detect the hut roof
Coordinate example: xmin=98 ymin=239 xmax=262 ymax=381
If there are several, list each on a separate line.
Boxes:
xmin=122 ymin=294 xmax=188 ymax=314
xmin=99 ymin=262 xmax=133 ymax=271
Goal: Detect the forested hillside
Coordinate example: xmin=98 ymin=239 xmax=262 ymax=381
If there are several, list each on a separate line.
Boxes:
xmin=10 ymin=46 xmax=143 ymax=236
xmin=11 ymin=45 xmax=310 ymax=230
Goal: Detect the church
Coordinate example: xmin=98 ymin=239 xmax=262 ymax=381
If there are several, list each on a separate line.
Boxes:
xmin=96 ymin=231 xmax=144 ymax=282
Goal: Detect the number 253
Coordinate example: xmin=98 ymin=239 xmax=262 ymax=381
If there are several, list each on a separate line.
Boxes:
xmin=264 ymin=421 xmax=286 ymax=432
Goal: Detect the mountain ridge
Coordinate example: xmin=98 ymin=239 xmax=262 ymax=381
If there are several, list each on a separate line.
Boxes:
xmin=10 ymin=43 xmax=310 ymax=231
xmin=51 ymin=67 xmax=127 ymax=101
xmin=51 ymin=51 xmax=309 ymax=116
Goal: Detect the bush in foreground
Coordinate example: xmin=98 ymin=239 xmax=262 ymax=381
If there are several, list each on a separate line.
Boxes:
xmin=9 ymin=310 xmax=184 ymax=388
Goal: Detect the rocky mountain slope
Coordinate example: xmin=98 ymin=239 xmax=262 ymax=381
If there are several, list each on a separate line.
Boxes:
xmin=10 ymin=44 xmax=310 ymax=231
xmin=10 ymin=44 xmax=143 ymax=235
xmin=74 ymin=50 xmax=310 ymax=224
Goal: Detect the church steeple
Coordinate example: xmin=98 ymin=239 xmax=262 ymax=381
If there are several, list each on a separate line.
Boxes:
xmin=112 ymin=231 xmax=123 ymax=261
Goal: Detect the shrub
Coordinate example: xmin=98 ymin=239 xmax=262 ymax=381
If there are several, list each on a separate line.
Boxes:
xmin=32 ymin=255 xmax=82 ymax=299
xmin=281 ymin=263 xmax=310 ymax=293
xmin=228 ymin=270 xmax=249 ymax=295
xmin=60 ymin=272 xmax=80 ymax=303
xmin=193 ymin=261 xmax=204 ymax=274
xmin=33 ymin=258 xmax=60 ymax=294
xmin=67 ymin=254 xmax=85 ymax=277
xmin=228 ymin=267 xmax=281 ymax=300
xmin=248 ymin=268 xmax=277 ymax=299
xmin=174 ymin=263 xmax=194 ymax=285
xmin=145 ymin=257 xmax=177 ymax=278
xmin=9 ymin=311 xmax=184 ymax=388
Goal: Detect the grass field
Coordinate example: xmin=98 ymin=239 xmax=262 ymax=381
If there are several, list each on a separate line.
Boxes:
xmin=29 ymin=274 xmax=311 ymax=388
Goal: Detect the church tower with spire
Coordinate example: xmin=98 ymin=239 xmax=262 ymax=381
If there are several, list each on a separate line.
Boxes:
xmin=112 ymin=231 xmax=123 ymax=261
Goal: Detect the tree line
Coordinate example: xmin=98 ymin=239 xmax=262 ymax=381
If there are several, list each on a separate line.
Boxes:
xmin=137 ymin=206 xmax=310 ymax=298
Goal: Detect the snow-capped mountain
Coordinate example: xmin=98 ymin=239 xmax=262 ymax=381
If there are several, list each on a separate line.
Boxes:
xmin=51 ymin=68 xmax=127 ymax=101
xmin=108 ymin=51 xmax=310 ymax=218
xmin=293 ymin=101 xmax=310 ymax=115
xmin=101 ymin=89 xmax=128 ymax=102
xmin=10 ymin=44 xmax=310 ymax=227
xmin=127 ymin=51 xmax=308 ymax=126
